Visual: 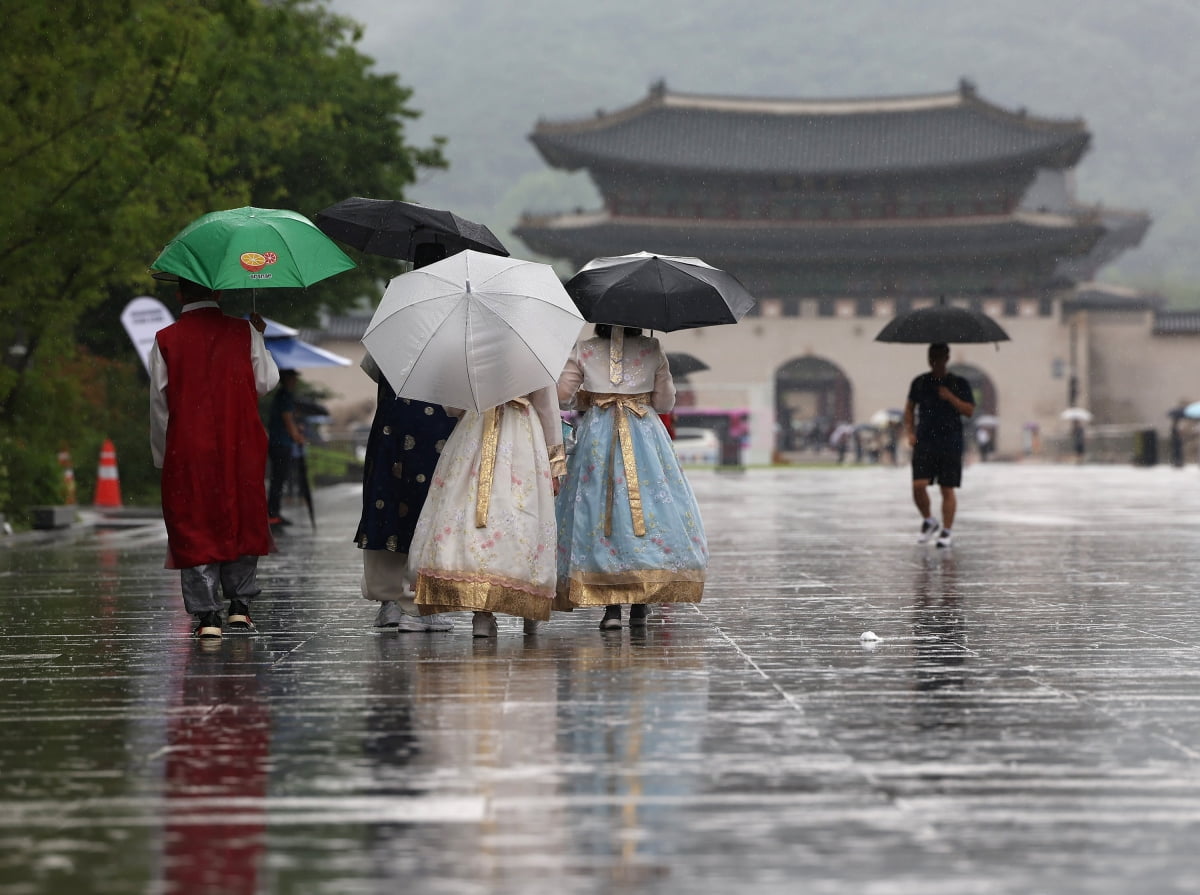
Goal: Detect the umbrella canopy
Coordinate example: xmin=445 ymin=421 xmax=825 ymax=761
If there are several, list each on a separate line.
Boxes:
xmin=1181 ymin=402 xmax=1200 ymax=420
xmin=1061 ymin=407 xmax=1093 ymax=422
xmin=666 ymin=352 xmax=710 ymax=378
xmin=313 ymin=197 xmax=509 ymax=261
xmin=869 ymin=408 xmax=903 ymax=427
xmin=564 ymin=251 xmax=756 ymax=331
xmin=265 ymin=337 xmax=352 ymax=370
xmin=254 ymin=317 xmax=352 ymax=369
xmin=874 ymin=297 xmax=1010 ymax=344
xmin=362 ymin=250 xmax=585 ymax=413
xmin=150 ymin=207 xmax=355 ymax=291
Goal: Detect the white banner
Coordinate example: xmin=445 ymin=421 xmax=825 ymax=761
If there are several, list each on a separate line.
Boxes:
xmin=120 ymin=296 xmax=174 ymax=373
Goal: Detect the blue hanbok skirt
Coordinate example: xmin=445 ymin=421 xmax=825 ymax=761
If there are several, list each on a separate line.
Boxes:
xmin=555 ymin=397 xmax=707 ymax=608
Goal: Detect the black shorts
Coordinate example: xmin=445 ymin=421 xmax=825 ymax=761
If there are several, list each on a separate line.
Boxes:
xmin=911 ymin=444 xmax=962 ymax=488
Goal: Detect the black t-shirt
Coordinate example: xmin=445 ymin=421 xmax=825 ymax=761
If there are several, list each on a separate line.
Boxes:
xmin=907 ymin=372 xmax=974 ymax=452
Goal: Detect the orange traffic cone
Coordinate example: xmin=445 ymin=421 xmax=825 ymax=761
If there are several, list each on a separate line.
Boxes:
xmin=95 ymin=439 xmax=122 ymax=507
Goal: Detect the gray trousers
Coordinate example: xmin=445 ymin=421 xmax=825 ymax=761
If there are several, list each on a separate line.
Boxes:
xmin=360 ymin=549 xmax=420 ymax=616
xmin=180 ymin=556 xmax=261 ymax=616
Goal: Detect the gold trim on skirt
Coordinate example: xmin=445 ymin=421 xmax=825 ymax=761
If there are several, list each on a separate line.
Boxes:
xmin=416 ymin=572 xmax=553 ymax=620
xmin=555 ymin=569 xmax=705 ymax=609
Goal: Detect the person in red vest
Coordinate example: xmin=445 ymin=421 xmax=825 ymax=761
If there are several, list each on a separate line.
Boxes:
xmin=150 ymin=278 xmax=280 ymax=639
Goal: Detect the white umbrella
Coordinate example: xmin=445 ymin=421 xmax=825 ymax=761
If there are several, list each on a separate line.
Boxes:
xmin=1061 ymin=407 xmax=1093 ymax=423
xmin=362 ymin=250 xmax=585 ymax=413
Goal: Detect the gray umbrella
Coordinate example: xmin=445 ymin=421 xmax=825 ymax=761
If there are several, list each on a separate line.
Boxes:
xmin=565 ymin=252 xmax=756 ymax=331
xmin=666 ymin=353 xmax=710 ymax=377
xmin=313 ymin=197 xmax=509 ymax=261
xmin=875 ymin=296 xmax=1010 ymax=344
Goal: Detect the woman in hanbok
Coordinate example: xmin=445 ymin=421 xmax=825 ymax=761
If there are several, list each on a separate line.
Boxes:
xmin=556 ymin=325 xmax=708 ymax=630
xmin=409 ymin=386 xmax=567 ymax=637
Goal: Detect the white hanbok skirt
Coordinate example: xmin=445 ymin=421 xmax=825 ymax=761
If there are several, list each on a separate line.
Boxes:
xmin=410 ymin=402 xmax=557 ymax=620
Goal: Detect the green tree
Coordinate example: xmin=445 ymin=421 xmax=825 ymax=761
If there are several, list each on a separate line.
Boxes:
xmin=0 ymin=0 xmax=444 ymax=520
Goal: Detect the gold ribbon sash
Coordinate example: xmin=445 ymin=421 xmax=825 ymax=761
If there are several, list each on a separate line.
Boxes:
xmin=592 ymin=392 xmax=652 ymax=538
xmin=476 ymin=396 xmax=531 ymax=528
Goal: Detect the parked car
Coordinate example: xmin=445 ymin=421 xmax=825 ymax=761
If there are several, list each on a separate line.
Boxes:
xmin=672 ymin=426 xmax=720 ymax=465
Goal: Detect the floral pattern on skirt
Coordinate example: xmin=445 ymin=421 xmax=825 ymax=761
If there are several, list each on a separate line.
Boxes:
xmin=410 ymin=403 xmax=557 ymax=620
xmin=555 ymin=403 xmax=707 ymax=607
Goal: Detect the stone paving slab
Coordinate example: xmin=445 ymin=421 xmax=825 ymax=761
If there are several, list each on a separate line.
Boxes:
xmin=1 ymin=464 xmax=1200 ymax=894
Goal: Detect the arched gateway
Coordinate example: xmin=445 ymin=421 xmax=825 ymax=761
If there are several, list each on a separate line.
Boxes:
xmin=949 ymin=363 xmax=997 ymax=417
xmin=775 ymin=356 xmax=853 ymax=452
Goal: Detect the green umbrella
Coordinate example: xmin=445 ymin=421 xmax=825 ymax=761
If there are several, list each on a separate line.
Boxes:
xmin=150 ymin=207 xmax=355 ymax=291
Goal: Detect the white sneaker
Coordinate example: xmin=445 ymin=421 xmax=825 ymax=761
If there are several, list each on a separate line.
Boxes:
xmin=523 ymin=618 xmax=541 ymax=635
xmin=472 ymin=612 xmax=498 ymax=638
xmin=936 ymin=529 xmax=953 ymax=549
xmin=423 ymin=613 xmax=454 ymax=632
xmin=917 ymin=519 xmax=941 ymax=545
xmin=374 ymin=601 xmax=406 ymax=628
xmin=394 ymin=613 xmax=429 ymax=632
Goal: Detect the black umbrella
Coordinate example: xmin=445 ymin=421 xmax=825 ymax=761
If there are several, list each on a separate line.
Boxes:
xmin=874 ymin=296 xmax=1010 ymax=344
xmin=313 ymin=197 xmax=509 ymax=261
xmin=666 ymin=352 xmax=710 ymax=377
xmin=564 ymin=252 xmax=756 ymax=331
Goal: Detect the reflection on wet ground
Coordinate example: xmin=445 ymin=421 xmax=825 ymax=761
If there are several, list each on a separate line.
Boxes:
xmin=2 ymin=464 xmax=1200 ymax=893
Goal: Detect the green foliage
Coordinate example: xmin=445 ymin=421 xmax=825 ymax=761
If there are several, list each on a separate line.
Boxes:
xmin=0 ymin=0 xmax=444 ymax=512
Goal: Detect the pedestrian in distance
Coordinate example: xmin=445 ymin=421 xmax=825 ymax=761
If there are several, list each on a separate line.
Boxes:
xmin=354 ymin=243 xmax=459 ymax=633
xmin=555 ymin=324 xmax=708 ymax=630
xmin=408 ymin=386 xmax=566 ymax=637
xmin=150 ymin=277 xmax=280 ymax=639
xmin=266 ymin=369 xmax=304 ymax=526
xmin=1071 ymin=420 xmax=1087 ymax=464
xmin=904 ymin=342 xmax=975 ymax=549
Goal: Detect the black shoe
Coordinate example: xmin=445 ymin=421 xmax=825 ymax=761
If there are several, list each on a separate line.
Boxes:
xmin=193 ymin=611 xmax=222 ymax=639
xmin=628 ymin=603 xmax=650 ymax=626
xmin=599 ymin=604 xmax=622 ymax=631
xmin=226 ymin=600 xmax=255 ymax=633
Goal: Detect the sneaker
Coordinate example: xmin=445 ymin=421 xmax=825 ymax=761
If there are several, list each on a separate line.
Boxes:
xmin=373 ymin=601 xmax=407 ymax=628
xmin=599 ymin=605 xmax=622 ymax=631
xmin=472 ymin=612 xmax=498 ymax=638
xmin=395 ymin=613 xmax=432 ymax=632
xmin=193 ymin=611 xmax=222 ymax=639
xmin=226 ymin=600 xmax=255 ymax=633
xmin=628 ymin=604 xmax=651 ymax=626
xmin=523 ymin=618 xmax=541 ymax=635
xmin=423 ymin=613 xmax=454 ymax=632
xmin=917 ymin=519 xmax=941 ymax=545
xmin=936 ymin=529 xmax=953 ymax=549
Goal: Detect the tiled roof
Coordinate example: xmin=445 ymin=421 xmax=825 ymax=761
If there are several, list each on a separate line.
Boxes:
xmin=531 ymin=81 xmax=1089 ymax=176
xmin=514 ymin=211 xmax=1104 ymax=265
xmin=1063 ymin=283 xmax=1164 ymax=314
xmin=1153 ymin=310 xmax=1200 ymax=334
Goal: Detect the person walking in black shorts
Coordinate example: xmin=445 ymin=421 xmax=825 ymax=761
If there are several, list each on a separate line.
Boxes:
xmin=904 ymin=343 xmax=975 ymax=548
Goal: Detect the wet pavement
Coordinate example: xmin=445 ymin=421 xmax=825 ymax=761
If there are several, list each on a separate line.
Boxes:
xmin=2 ymin=463 xmax=1200 ymax=894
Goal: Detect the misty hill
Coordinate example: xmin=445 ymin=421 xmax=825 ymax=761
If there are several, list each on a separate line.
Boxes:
xmin=330 ymin=0 xmax=1200 ymax=303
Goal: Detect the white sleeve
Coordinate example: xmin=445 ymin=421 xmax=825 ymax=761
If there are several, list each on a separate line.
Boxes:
xmin=149 ymin=340 xmax=169 ymax=469
xmin=650 ymin=345 xmax=676 ymax=412
xmin=529 ymin=385 xmax=564 ymax=450
xmin=250 ymin=326 xmax=280 ymax=395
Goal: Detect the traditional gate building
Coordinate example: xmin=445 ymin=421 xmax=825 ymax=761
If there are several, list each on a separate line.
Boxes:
xmin=512 ymin=80 xmax=1162 ymax=462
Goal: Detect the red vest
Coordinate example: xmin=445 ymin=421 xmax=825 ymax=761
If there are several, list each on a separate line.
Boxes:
xmin=156 ymin=308 xmax=272 ymax=567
